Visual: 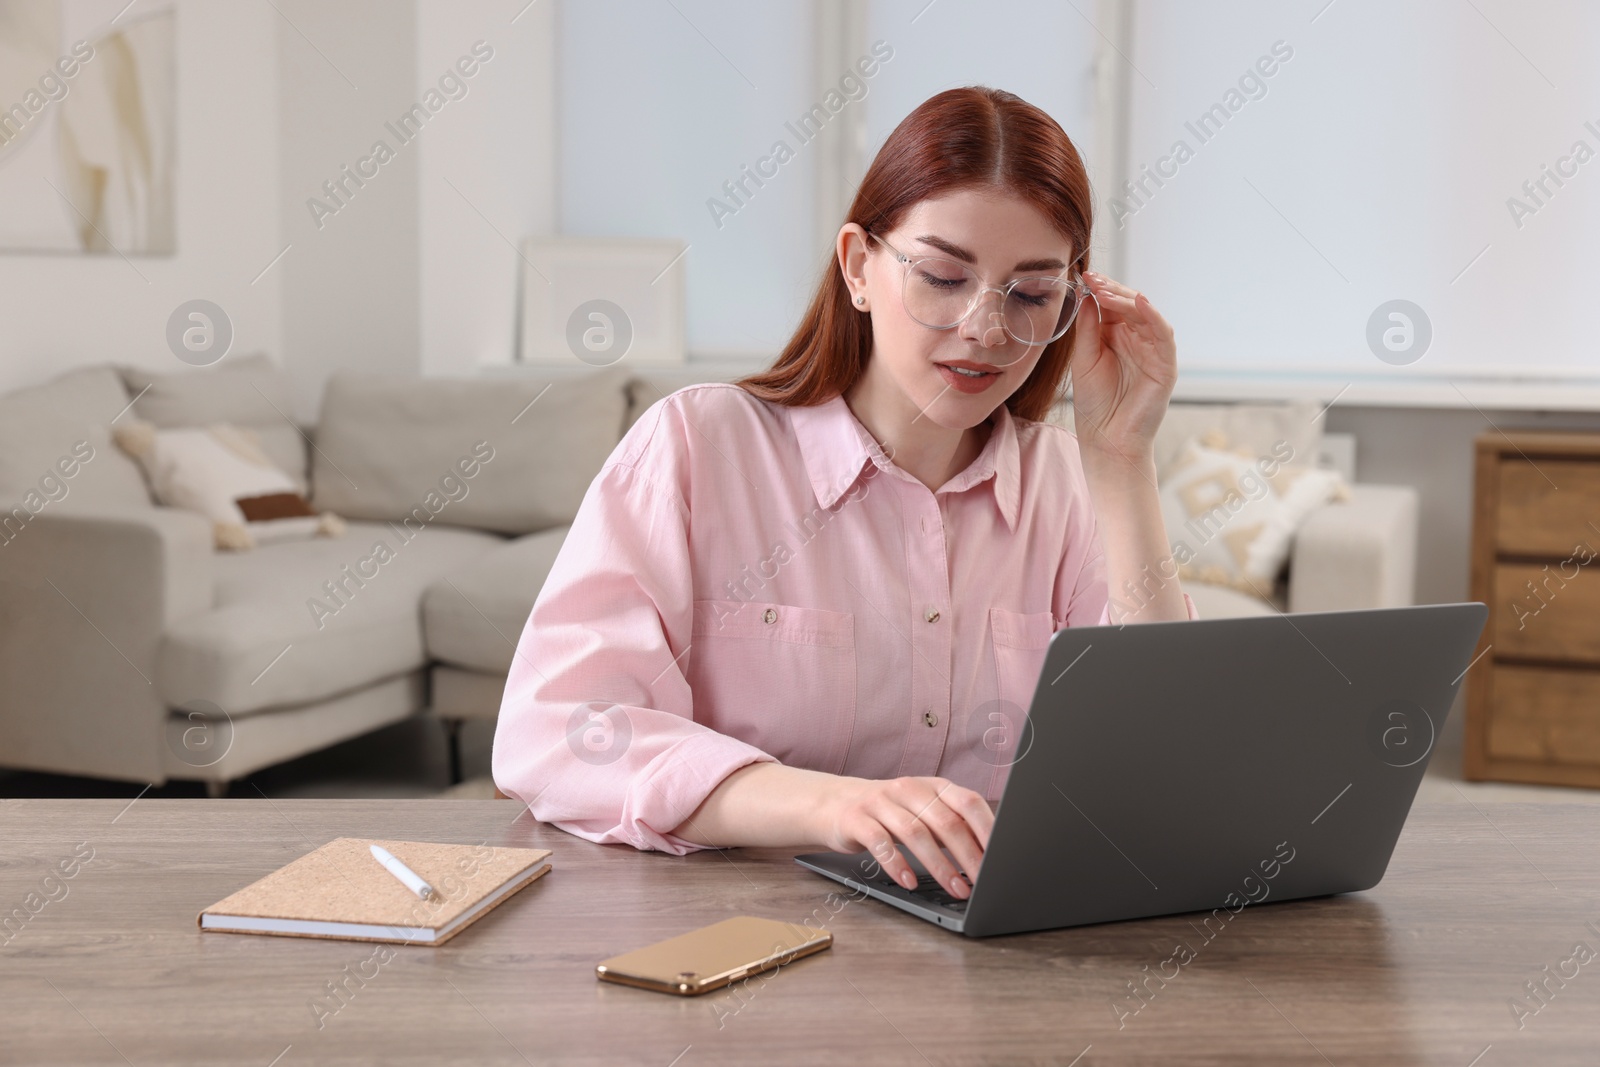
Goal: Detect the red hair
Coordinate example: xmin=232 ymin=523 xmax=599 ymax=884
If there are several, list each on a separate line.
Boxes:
xmin=736 ymin=85 xmax=1094 ymax=422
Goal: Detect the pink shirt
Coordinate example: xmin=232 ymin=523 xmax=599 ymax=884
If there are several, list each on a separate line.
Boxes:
xmin=493 ymin=383 xmax=1197 ymax=854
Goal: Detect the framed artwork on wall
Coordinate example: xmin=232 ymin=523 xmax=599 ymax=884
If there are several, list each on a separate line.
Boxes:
xmin=0 ymin=0 xmax=177 ymax=254
xmin=518 ymin=236 xmax=686 ymax=367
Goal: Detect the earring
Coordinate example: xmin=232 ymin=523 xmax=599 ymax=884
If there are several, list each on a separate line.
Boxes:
xmin=855 ymin=296 xmax=865 ymax=306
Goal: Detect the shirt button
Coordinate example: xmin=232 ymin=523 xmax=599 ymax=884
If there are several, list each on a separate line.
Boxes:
xmin=925 ymin=609 xmax=940 ymax=623
xmin=762 ymin=608 xmax=777 ymax=624
xmin=923 ymin=710 xmax=938 ymax=727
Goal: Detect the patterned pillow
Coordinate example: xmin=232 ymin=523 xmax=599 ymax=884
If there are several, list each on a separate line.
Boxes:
xmin=112 ymin=420 xmax=345 ymax=550
xmin=1160 ymin=430 xmax=1348 ymax=597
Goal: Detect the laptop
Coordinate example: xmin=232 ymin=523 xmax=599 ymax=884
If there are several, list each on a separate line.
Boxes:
xmin=796 ymin=602 xmax=1488 ymax=937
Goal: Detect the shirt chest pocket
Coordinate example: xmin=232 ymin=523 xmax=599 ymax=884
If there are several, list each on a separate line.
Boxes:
xmin=689 ymin=600 xmax=857 ymax=774
xmin=989 ymin=607 xmax=1057 ymax=720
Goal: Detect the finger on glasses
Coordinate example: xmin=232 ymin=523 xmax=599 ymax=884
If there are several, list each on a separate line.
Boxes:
xmin=1082 ymin=284 xmax=1159 ymax=329
xmin=1097 ymin=286 xmax=1173 ymax=338
xmin=1083 ymin=270 xmax=1135 ymax=293
xmin=1084 ymin=278 xmax=1143 ymax=310
xmin=1085 ymin=274 xmax=1162 ymax=313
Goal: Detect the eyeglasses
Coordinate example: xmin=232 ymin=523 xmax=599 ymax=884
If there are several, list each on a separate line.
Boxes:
xmin=865 ymin=231 xmax=1089 ymax=362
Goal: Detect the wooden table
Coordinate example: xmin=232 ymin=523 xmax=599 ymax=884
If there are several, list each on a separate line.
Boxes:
xmin=3 ymin=799 xmax=1598 ymax=1065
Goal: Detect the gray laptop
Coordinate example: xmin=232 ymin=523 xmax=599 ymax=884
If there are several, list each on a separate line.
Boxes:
xmin=796 ymin=602 xmax=1488 ymax=937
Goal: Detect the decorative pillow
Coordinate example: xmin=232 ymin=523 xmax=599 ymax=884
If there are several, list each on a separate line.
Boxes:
xmin=112 ymin=420 xmax=345 ymax=551
xmin=1159 ymin=429 xmax=1349 ymax=597
xmin=116 ymin=354 xmax=310 ymax=493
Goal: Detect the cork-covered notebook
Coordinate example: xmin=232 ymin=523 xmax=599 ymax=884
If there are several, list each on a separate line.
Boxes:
xmin=198 ymin=838 xmax=552 ymax=946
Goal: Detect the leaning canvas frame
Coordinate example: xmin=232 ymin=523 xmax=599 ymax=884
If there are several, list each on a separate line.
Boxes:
xmin=518 ymin=236 xmax=687 ymax=367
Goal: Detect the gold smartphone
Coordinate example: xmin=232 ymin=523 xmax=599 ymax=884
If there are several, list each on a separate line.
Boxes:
xmin=595 ymin=916 xmax=832 ymax=996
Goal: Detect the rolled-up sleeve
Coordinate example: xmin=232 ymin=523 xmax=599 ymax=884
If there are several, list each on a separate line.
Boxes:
xmin=492 ymin=414 xmax=777 ymax=855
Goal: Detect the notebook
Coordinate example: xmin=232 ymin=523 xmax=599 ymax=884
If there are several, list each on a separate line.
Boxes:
xmin=198 ymin=838 xmax=552 ymax=946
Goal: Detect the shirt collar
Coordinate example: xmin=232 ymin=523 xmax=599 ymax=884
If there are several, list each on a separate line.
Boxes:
xmin=787 ymin=394 xmax=1021 ymax=532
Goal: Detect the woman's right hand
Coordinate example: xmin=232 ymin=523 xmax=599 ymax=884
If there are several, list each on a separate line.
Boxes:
xmin=816 ymin=775 xmax=994 ymax=901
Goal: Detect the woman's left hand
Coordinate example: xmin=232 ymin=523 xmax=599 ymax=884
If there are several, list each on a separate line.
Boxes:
xmin=1066 ymin=272 xmax=1178 ymax=470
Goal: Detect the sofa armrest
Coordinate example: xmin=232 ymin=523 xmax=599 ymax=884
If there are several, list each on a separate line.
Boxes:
xmin=0 ymin=507 xmax=213 ymax=783
xmin=1288 ymin=484 xmax=1419 ymax=614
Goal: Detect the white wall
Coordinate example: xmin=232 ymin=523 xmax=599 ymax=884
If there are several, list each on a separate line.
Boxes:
xmin=276 ymin=0 xmax=421 ymax=419
xmin=0 ymin=1 xmax=283 ymax=396
xmin=416 ymin=0 xmax=555 ymax=377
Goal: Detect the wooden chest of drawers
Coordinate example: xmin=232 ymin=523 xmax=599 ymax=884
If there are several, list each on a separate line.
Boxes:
xmin=1465 ymin=431 xmax=1600 ymax=787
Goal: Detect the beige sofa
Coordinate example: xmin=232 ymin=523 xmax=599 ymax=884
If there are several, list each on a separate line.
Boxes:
xmin=0 ymin=359 xmax=1417 ymax=794
xmin=0 ymin=356 xmax=632 ymax=792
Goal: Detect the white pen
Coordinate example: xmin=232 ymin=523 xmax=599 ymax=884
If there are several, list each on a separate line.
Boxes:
xmin=370 ymin=844 xmax=434 ymax=900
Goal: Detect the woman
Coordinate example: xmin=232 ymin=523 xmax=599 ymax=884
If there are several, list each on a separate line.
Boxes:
xmin=493 ymin=86 xmax=1196 ymax=906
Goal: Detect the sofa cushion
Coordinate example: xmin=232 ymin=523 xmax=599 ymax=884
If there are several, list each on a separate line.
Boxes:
xmin=423 ymin=525 xmax=568 ymax=673
xmin=310 ymin=369 xmax=629 ymax=535
xmin=118 ymin=353 xmax=309 ymax=491
xmin=431 ymin=664 xmax=509 ymax=720
xmin=0 ymin=366 xmax=152 ymax=514
xmin=157 ymin=520 xmax=504 ymax=715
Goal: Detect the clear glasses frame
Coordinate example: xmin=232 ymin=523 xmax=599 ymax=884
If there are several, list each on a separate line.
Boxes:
xmin=864 ymin=230 xmax=1092 ymax=348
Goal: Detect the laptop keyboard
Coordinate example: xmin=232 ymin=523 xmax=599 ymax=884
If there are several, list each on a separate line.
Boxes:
xmin=878 ymin=872 xmax=970 ymax=911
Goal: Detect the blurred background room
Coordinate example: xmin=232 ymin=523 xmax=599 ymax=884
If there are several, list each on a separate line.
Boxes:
xmin=2 ymin=0 xmax=1599 ymax=805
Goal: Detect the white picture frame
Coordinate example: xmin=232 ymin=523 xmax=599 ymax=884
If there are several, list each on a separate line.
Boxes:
xmin=518 ymin=236 xmax=686 ymax=367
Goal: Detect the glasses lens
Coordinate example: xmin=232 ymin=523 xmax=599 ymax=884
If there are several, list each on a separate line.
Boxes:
xmin=903 ymin=258 xmax=977 ymax=329
xmin=1003 ymin=277 xmax=1079 ymax=345
xmin=901 ymin=258 xmax=1083 ymax=346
